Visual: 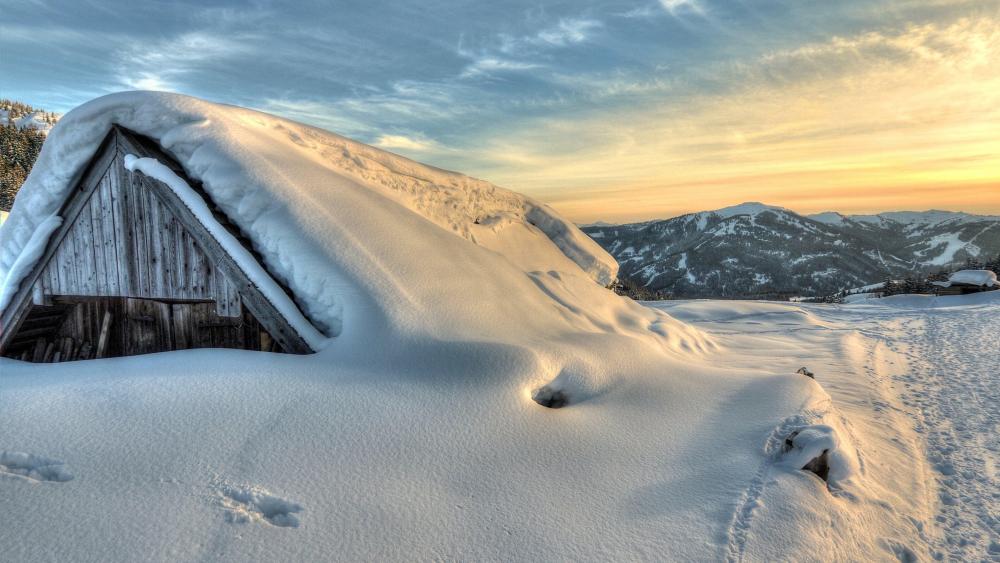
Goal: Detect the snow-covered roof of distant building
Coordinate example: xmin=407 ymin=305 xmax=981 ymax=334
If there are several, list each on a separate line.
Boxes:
xmin=946 ymin=270 xmax=998 ymax=287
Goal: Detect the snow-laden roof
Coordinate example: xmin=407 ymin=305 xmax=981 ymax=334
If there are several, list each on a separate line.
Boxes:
xmin=0 ymin=92 xmax=620 ymax=345
xmin=947 ymin=270 xmax=998 ymax=287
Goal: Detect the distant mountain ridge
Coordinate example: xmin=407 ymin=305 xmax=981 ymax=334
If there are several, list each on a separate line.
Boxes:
xmin=582 ymin=202 xmax=1000 ymax=298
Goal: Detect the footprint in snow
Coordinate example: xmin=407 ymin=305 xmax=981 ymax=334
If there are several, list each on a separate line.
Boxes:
xmin=0 ymin=451 xmax=74 ymax=483
xmin=214 ymin=482 xmax=303 ymax=528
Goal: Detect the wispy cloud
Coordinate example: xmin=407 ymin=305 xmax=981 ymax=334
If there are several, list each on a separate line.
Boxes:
xmin=114 ymin=31 xmax=255 ymax=91
xmin=460 ymin=57 xmax=542 ymax=77
xmin=374 ymin=134 xmax=439 ymax=151
xmin=659 ymin=0 xmax=704 ymax=16
xmin=531 ymin=18 xmax=603 ymax=46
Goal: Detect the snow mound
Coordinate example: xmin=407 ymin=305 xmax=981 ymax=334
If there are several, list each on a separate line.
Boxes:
xmin=0 ymin=92 xmax=619 ymax=345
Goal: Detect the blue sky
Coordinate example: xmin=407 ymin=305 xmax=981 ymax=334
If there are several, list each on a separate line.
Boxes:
xmin=3 ymin=0 xmax=999 ymax=221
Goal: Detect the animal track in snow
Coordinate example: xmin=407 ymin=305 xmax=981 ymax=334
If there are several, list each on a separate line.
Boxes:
xmin=0 ymin=451 xmax=73 ymax=483
xmin=214 ymin=482 xmax=303 ymax=528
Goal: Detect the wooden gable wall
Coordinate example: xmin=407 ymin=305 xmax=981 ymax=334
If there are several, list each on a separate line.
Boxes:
xmin=35 ymin=144 xmax=243 ymax=317
xmin=0 ymin=126 xmax=315 ymax=360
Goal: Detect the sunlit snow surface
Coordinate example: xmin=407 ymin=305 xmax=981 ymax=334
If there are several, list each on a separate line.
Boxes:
xmin=1 ymin=93 xmax=996 ymax=561
xmin=4 ymin=292 xmax=996 ymax=561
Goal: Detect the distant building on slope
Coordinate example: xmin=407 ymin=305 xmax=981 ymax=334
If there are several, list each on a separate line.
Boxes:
xmin=0 ymin=126 xmax=315 ymax=362
xmin=931 ymin=270 xmax=999 ymax=296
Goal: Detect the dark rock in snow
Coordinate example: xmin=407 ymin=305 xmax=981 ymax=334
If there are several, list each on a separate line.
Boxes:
xmin=783 ymin=430 xmax=799 ymax=453
xmin=796 ymin=366 xmax=815 ymax=378
xmin=802 ymin=449 xmax=831 ymax=482
xmin=782 ymin=430 xmax=831 ymax=482
xmin=532 ymin=386 xmax=569 ymax=409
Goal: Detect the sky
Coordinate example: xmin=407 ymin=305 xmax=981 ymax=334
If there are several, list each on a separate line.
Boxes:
xmin=2 ymin=0 xmax=999 ymax=223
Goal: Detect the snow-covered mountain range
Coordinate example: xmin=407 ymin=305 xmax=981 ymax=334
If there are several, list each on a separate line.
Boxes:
xmin=582 ymin=202 xmax=1000 ymax=298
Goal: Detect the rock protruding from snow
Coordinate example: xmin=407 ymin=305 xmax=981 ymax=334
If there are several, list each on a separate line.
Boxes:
xmin=531 ymin=385 xmax=569 ymax=408
xmin=781 ymin=425 xmax=853 ymax=486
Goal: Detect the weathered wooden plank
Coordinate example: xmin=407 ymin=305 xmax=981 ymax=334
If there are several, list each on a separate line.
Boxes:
xmin=139 ymin=167 xmax=157 ymax=298
xmin=11 ymin=326 xmax=61 ymax=340
xmin=189 ymin=239 xmax=204 ymax=297
xmin=99 ymin=175 xmax=123 ymax=295
xmin=109 ymin=158 xmax=133 ymax=294
xmin=123 ymin=165 xmax=146 ymax=297
xmin=95 ymin=310 xmax=112 ymax=359
xmin=76 ymin=202 xmax=98 ymax=294
xmin=155 ymin=300 xmax=172 ymax=351
xmin=55 ymin=242 xmax=70 ymax=294
xmin=59 ymin=337 xmax=73 ymax=362
xmin=32 ymin=339 xmax=46 ymax=362
xmin=126 ymin=167 xmax=149 ymax=296
xmin=146 ymin=189 xmax=166 ymax=297
xmin=171 ymin=304 xmax=191 ymax=349
xmin=88 ymin=193 xmax=108 ymax=294
xmin=67 ymin=223 xmax=86 ymax=293
xmin=158 ymin=198 xmax=176 ymax=299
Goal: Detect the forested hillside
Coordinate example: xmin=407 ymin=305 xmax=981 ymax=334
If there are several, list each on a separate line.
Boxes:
xmin=1 ymin=99 xmax=57 ymax=211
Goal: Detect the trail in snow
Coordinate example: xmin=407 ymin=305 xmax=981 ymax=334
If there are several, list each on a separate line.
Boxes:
xmin=886 ymin=307 xmax=1000 ymax=560
xmin=801 ymin=295 xmax=1000 ymax=561
xmin=658 ymin=294 xmax=999 ymax=561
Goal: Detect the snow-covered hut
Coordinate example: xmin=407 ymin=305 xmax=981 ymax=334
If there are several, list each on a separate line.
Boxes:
xmin=931 ymin=269 xmax=998 ymax=296
xmin=0 ymin=126 xmax=316 ymax=361
xmin=0 ymin=92 xmax=619 ymax=363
